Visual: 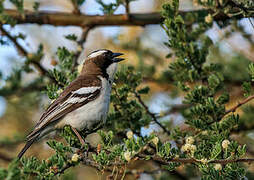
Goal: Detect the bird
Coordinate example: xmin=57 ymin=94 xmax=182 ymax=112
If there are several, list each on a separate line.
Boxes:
xmin=18 ymin=49 xmax=125 ymax=159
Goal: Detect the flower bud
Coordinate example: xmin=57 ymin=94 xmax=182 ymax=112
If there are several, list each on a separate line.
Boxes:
xmin=186 ymin=136 xmax=195 ymax=144
xmin=214 ymin=163 xmax=222 ymax=171
xmin=190 ymin=144 xmax=197 ymax=152
xmin=152 ymin=137 xmax=159 ymax=145
xmin=126 ymin=131 xmax=133 ymax=139
xmin=205 ymin=14 xmax=213 ymax=24
xmin=222 ymin=140 xmax=230 ymax=149
xmin=71 ymin=153 xmax=79 ymax=162
xmin=181 ymin=143 xmax=191 ymax=152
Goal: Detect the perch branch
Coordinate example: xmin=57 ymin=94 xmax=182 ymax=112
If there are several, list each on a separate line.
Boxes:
xmin=1 ymin=9 xmax=249 ymax=27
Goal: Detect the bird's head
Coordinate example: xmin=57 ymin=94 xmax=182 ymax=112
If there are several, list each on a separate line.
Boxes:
xmin=81 ymin=49 xmax=125 ymax=79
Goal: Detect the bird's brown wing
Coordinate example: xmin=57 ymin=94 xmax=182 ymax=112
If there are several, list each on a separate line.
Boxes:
xmin=26 ymin=75 xmax=102 ymax=140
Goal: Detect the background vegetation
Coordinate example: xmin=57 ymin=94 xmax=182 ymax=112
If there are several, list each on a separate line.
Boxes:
xmin=0 ymin=0 xmax=254 ymax=179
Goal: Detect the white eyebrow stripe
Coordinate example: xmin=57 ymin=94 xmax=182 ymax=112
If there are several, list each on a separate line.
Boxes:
xmin=88 ymin=50 xmax=107 ymax=58
xmin=73 ymin=86 xmax=100 ymax=94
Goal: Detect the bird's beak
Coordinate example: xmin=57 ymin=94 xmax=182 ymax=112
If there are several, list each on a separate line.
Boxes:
xmin=112 ymin=52 xmax=125 ymax=63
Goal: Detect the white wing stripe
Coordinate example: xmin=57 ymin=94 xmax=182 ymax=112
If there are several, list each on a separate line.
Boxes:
xmin=65 ymin=97 xmax=82 ymax=104
xmin=64 ymin=96 xmax=91 ymax=104
xmin=73 ymin=87 xmax=100 ymax=95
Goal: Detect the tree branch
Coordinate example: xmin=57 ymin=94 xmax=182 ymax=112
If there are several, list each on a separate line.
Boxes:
xmin=2 ymin=9 xmax=248 ymax=27
xmin=3 ymin=9 xmax=162 ymax=26
xmin=0 ymin=25 xmax=27 ymax=56
xmin=134 ymin=91 xmax=171 ymax=135
xmin=60 ymin=154 xmax=254 ymax=176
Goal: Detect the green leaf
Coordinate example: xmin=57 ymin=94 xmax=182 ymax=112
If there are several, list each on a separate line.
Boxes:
xmin=248 ymin=63 xmax=254 ymax=81
xmin=33 ymin=2 xmax=40 ymax=11
xmin=242 ymin=82 xmax=252 ymax=97
xmin=10 ymin=0 xmax=24 ymax=13
xmin=210 ymin=142 xmax=222 ymax=160
xmin=65 ymin=34 xmax=78 ymax=41
xmin=137 ymin=86 xmax=150 ymax=94
xmin=72 ymin=0 xmax=86 ymax=6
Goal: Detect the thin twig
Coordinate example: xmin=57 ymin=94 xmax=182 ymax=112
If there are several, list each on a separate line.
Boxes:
xmin=225 ymin=94 xmax=254 ymax=114
xmin=125 ymin=0 xmax=130 ymax=19
xmin=0 ymin=25 xmax=27 ymax=56
xmin=134 ymin=91 xmax=171 ymax=135
xmin=248 ymin=18 xmax=254 ymax=30
xmin=71 ymin=0 xmax=81 ymax=15
xmin=54 ymin=163 xmax=74 ymax=176
xmin=78 ymin=26 xmax=94 ymax=46
xmin=155 ymin=104 xmax=190 ymax=118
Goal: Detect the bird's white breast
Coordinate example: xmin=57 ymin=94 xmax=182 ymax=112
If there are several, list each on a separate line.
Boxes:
xmin=59 ymin=76 xmax=112 ymax=131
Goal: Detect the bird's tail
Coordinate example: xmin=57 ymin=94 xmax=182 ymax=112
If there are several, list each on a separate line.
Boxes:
xmin=18 ymin=134 xmax=39 ymax=159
